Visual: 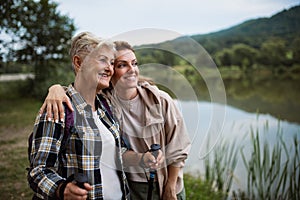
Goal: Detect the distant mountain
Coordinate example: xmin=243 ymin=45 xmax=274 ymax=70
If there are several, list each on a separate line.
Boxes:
xmin=152 ymin=5 xmax=300 ymax=54
xmin=135 ymin=5 xmax=300 ymax=69
xmin=190 ymin=5 xmax=300 ymax=53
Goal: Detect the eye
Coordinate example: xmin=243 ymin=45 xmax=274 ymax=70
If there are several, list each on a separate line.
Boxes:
xmin=116 ymin=62 xmax=127 ymax=68
xmin=98 ymin=57 xmax=106 ymax=63
xmin=100 ymin=59 xmax=106 ymax=62
xmin=133 ymin=61 xmax=138 ymax=67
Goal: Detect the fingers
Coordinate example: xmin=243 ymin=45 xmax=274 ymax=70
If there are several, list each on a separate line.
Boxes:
xmin=39 ymin=102 xmax=54 ymax=121
xmin=144 ymin=152 xmax=159 ymax=169
xmin=40 ymin=99 xmax=68 ymax=122
xmin=83 ymin=183 xmax=93 ymax=191
xmin=64 ymin=182 xmax=89 ymax=200
xmin=145 ymin=152 xmax=156 ymax=163
xmin=52 ymin=101 xmax=59 ymax=123
xmin=45 ymin=100 xmax=60 ymax=122
xmin=42 ymin=84 xmax=69 ymax=122
xmin=156 ymin=150 xmax=164 ymax=165
xmin=50 ymin=99 xmax=66 ymax=122
xmin=46 ymin=101 xmax=53 ymax=121
xmin=64 ymin=96 xmax=74 ymax=112
xmin=58 ymin=100 xmax=65 ymax=122
xmin=145 ymin=150 xmax=165 ymax=169
xmin=39 ymin=102 xmax=46 ymax=116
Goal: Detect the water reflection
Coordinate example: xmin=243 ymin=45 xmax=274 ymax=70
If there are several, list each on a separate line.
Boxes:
xmin=223 ymin=77 xmax=300 ymax=124
xmin=177 ymin=100 xmax=300 ymax=192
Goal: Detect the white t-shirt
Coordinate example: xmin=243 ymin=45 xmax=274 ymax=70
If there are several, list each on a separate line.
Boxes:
xmin=93 ymin=111 xmax=122 ymax=199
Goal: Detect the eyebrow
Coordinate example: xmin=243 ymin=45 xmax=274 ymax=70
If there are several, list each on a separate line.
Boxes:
xmin=115 ymin=59 xmax=137 ymax=62
xmin=97 ymin=54 xmax=114 ymax=60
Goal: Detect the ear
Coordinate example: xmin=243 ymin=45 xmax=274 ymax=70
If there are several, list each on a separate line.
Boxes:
xmin=73 ymin=55 xmax=82 ymax=73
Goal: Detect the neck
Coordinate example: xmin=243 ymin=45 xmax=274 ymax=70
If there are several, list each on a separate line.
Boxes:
xmin=115 ymin=87 xmax=138 ymax=100
xmin=74 ymin=80 xmax=97 ymax=111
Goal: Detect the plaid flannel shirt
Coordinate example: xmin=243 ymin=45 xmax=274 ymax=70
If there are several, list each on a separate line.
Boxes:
xmin=28 ymin=84 xmax=129 ymax=199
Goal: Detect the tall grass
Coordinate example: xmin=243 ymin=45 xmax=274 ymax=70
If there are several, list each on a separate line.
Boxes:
xmin=240 ymin=122 xmax=300 ymax=200
xmin=203 ymin=136 xmax=240 ymax=199
xmin=202 ymin=120 xmax=299 ymax=200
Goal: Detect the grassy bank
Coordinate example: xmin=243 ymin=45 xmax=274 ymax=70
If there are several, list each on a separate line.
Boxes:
xmin=0 ymin=82 xmax=41 ymax=199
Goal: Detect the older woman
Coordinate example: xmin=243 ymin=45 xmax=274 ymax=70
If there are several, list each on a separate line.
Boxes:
xmin=28 ymin=32 xmax=130 ymax=200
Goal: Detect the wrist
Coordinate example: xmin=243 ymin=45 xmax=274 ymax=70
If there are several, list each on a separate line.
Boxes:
xmin=55 ymin=180 xmax=67 ymax=200
xmin=166 ymin=175 xmax=178 ymax=187
xmin=56 ymin=182 xmax=63 ymax=199
xmin=58 ymin=181 xmax=68 ymax=200
xmin=49 ymin=84 xmax=61 ymax=92
xmin=166 ymin=179 xmax=177 ymax=188
xmin=57 ymin=174 xmax=75 ymax=199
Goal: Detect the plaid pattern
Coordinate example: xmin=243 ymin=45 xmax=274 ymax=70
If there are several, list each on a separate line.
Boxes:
xmin=28 ymin=84 xmax=129 ymax=199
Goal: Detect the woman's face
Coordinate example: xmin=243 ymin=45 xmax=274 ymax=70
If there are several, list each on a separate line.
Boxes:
xmin=80 ymin=46 xmax=115 ymax=91
xmin=111 ymin=49 xmax=139 ymax=90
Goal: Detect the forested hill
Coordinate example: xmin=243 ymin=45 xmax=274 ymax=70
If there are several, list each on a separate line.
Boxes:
xmin=137 ymin=5 xmax=300 ymax=68
xmin=184 ymin=5 xmax=300 ymax=54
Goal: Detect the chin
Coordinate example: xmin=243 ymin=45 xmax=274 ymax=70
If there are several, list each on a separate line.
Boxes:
xmin=124 ymin=79 xmax=138 ymax=86
xmin=97 ymin=82 xmax=109 ymax=90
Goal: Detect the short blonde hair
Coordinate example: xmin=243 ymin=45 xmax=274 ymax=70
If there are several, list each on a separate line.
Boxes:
xmin=69 ymin=32 xmax=115 ymax=71
xmin=69 ymin=31 xmax=100 ymax=60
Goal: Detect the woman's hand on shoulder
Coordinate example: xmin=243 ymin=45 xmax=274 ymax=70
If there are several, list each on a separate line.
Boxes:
xmin=39 ymin=84 xmax=72 ymax=122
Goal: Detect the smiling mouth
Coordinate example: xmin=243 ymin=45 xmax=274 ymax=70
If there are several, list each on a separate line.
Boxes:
xmin=124 ymin=75 xmax=136 ymax=81
xmin=98 ymin=73 xmax=110 ymax=78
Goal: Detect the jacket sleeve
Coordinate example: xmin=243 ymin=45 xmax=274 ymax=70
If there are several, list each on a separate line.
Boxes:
xmin=161 ymin=93 xmax=191 ymax=168
xmin=27 ymin=113 xmax=65 ymax=199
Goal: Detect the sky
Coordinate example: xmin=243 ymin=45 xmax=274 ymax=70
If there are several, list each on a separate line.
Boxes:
xmin=56 ymin=0 xmax=300 ymax=45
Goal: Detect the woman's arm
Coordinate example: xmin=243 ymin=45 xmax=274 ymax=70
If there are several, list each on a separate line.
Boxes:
xmin=161 ymin=93 xmax=191 ymax=199
xmin=163 ymin=165 xmax=180 ymax=200
xmin=28 ymin=113 xmax=92 ymax=199
xmin=28 ymin=113 xmax=65 ymax=198
xmin=39 ymin=84 xmax=72 ymax=122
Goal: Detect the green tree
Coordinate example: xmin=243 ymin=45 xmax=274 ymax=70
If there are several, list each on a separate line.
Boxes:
xmin=291 ymin=36 xmax=300 ymax=64
xmin=231 ymin=43 xmax=259 ymax=69
xmin=214 ymin=48 xmax=233 ymax=67
xmin=258 ymin=37 xmax=287 ymax=67
xmin=0 ymin=0 xmax=76 ymax=97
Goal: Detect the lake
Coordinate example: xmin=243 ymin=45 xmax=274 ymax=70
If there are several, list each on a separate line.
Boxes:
xmin=178 ymin=100 xmax=299 ymax=190
xmin=173 ymin=76 xmax=300 ymax=193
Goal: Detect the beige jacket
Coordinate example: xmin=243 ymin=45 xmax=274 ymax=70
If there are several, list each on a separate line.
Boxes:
xmin=104 ymin=81 xmax=191 ymax=197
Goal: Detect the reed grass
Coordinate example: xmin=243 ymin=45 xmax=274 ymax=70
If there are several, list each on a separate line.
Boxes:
xmin=202 ymin=120 xmax=299 ymax=200
xmin=203 ymin=136 xmax=240 ymax=199
xmin=239 ymin=121 xmax=299 ymax=200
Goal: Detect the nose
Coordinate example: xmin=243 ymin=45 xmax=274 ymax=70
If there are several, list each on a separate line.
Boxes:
xmin=105 ymin=62 xmax=114 ymax=74
xmin=128 ymin=63 xmax=136 ymax=72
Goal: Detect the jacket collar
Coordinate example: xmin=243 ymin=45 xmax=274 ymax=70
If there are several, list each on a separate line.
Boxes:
xmin=136 ymin=82 xmax=165 ymax=126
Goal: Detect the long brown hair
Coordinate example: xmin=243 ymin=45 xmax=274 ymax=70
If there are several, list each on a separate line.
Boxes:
xmin=113 ymin=40 xmax=155 ymax=85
